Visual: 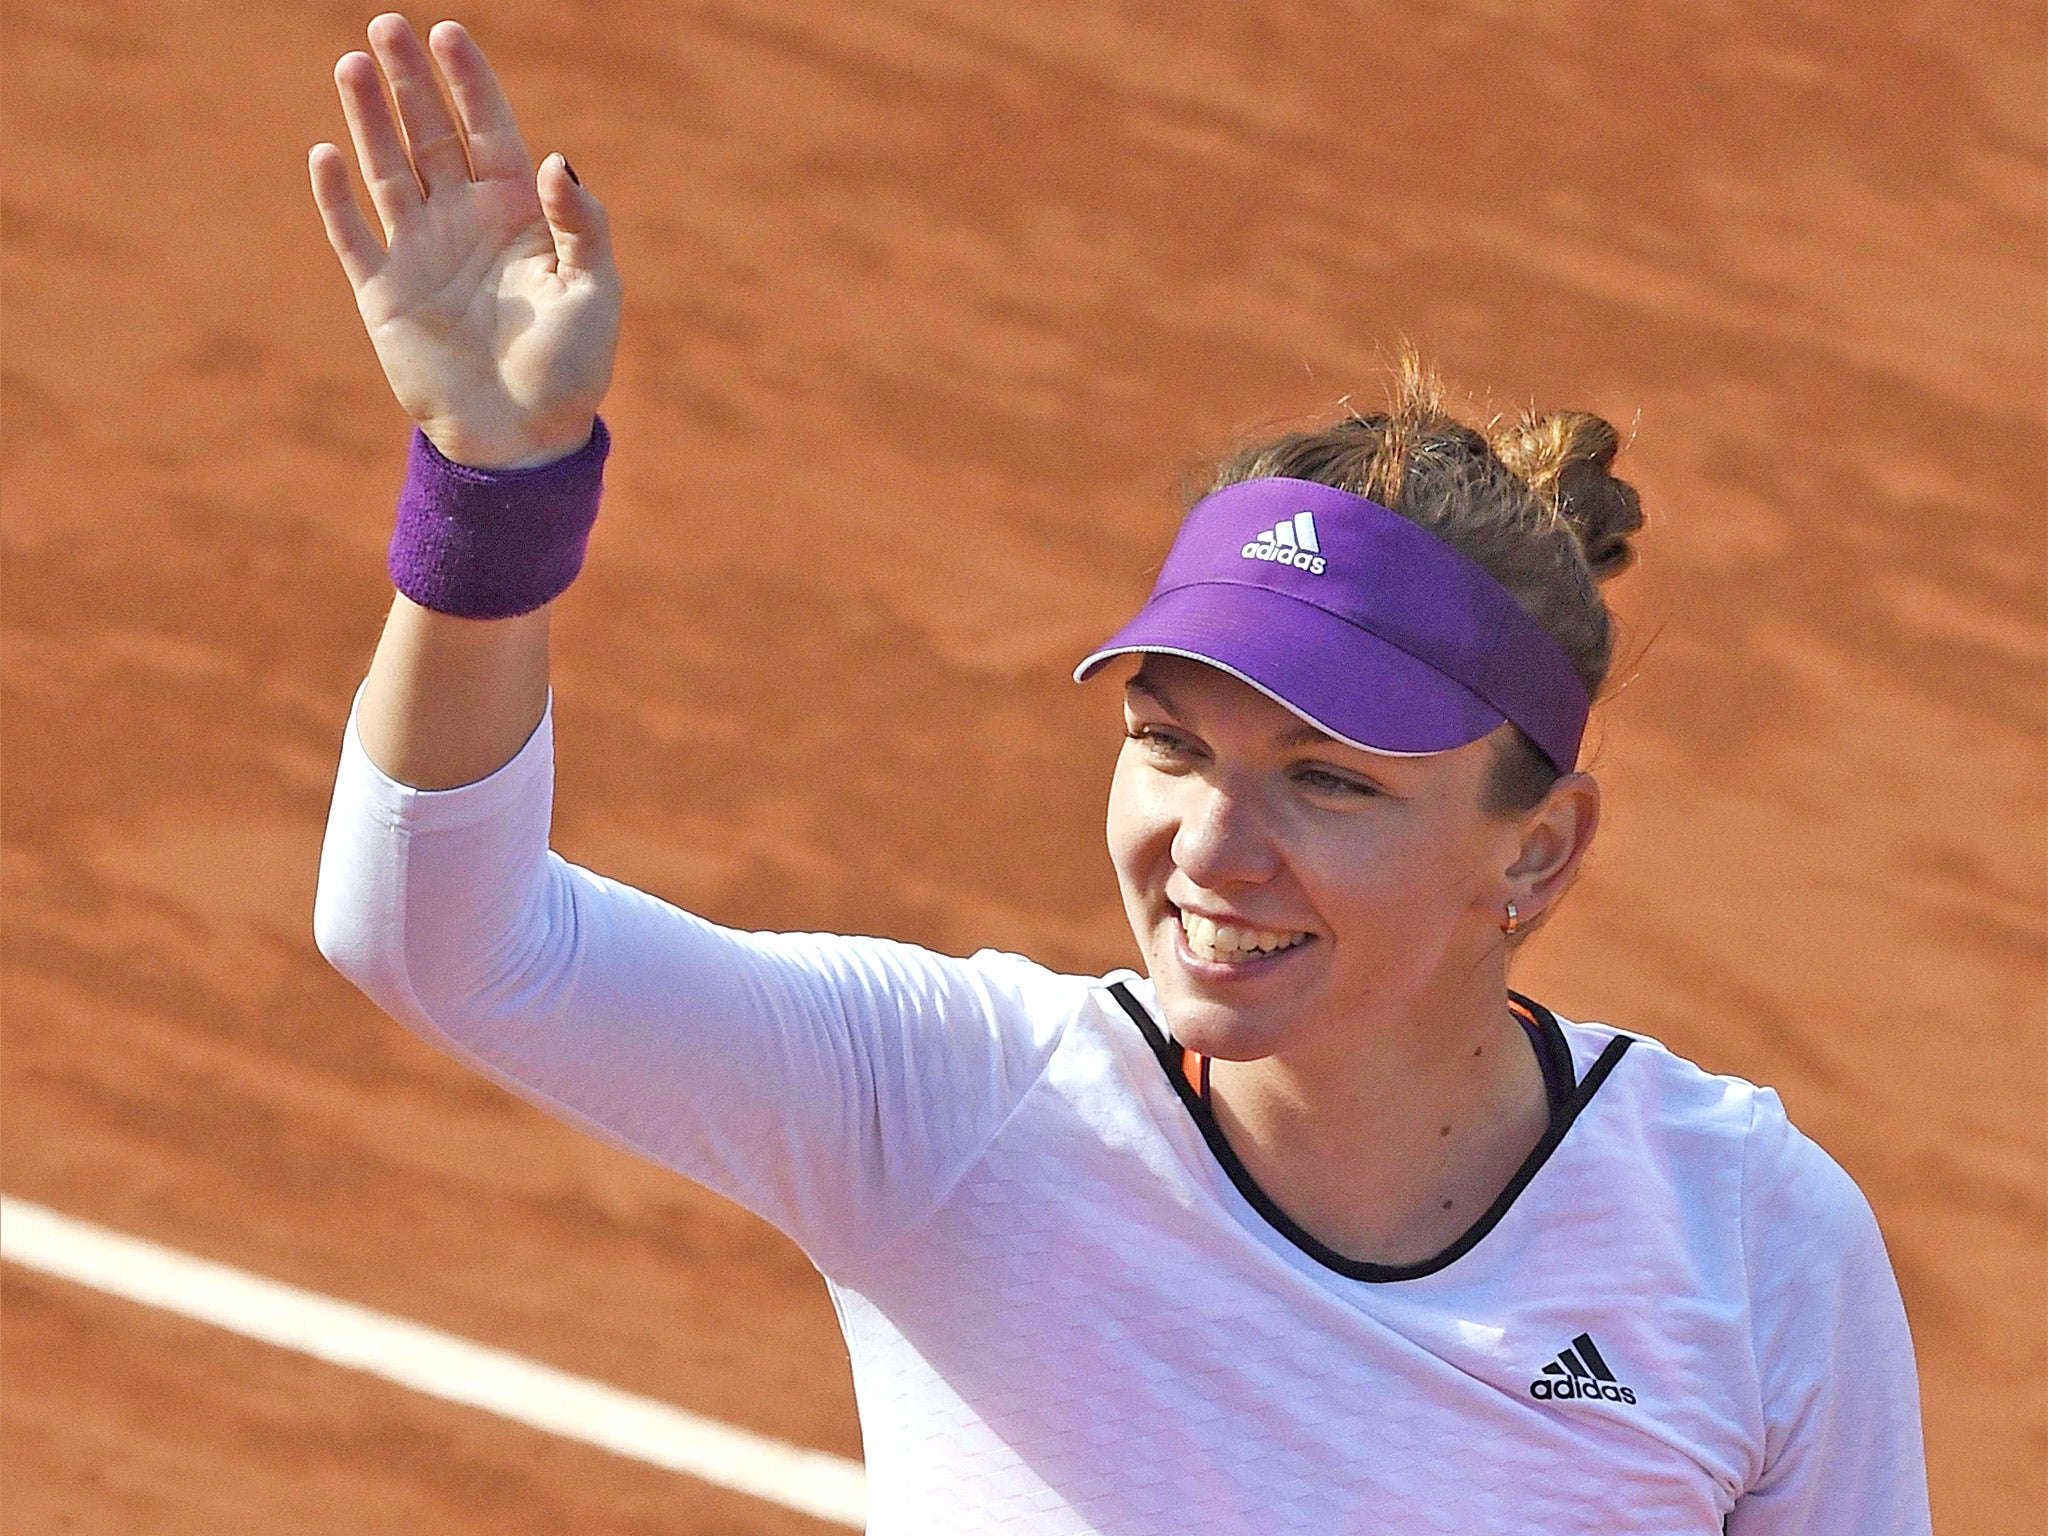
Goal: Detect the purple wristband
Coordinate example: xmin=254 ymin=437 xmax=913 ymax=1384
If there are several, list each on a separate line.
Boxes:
xmin=388 ymin=415 xmax=612 ymax=619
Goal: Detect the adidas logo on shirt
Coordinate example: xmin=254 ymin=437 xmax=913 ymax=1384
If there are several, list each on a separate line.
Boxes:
xmin=1240 ymin=511 xmax=1327 ymax=575
xmin=1529 ymin=1333 xmax=1637 ymax=1405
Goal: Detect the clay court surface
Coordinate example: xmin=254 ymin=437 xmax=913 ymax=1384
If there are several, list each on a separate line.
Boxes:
xmin=3 ymin=0 xmax=2042 ymax=1530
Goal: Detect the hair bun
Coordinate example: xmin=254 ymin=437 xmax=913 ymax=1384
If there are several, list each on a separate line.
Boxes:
xmin=1492 ymin=410 xmax=1645 ymax=581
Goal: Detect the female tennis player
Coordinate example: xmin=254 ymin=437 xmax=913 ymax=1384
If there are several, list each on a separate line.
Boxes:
xmin=309 ymin=16 xmax=1930 ymax=1533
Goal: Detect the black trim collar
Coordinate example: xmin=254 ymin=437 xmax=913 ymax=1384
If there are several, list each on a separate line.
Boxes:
xmin=1520 ymin=996 xmax=1578 ymax=1115
xmin=1105 ymin=981 xmax=1634 ymax=1284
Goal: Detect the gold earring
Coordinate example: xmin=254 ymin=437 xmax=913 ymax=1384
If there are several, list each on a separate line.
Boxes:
xmin=1501 ymin=900 xmax=1520 ymax=935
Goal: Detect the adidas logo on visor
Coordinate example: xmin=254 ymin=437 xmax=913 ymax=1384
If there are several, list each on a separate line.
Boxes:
xmin=1528 ymin=1333 xmax=1637 ymax=1405
xmin=1240 ymin=511 xmax=1326 ymax=575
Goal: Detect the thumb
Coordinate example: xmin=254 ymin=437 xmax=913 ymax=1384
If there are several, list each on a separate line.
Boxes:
xmin=539 ymin=153 xmax=612 ymax=279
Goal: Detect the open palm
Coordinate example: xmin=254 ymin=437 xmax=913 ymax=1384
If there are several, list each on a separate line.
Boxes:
xmin=309 ymin=14 xmax=621 ymax=469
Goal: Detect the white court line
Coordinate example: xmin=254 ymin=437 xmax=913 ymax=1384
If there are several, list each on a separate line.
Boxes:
xmin=0 ymin=1195 xmax=866 ymax=1529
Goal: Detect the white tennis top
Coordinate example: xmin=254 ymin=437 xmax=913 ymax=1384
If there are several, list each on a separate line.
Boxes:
xmin=313 ymin=686 xmax=1930 ymax=1534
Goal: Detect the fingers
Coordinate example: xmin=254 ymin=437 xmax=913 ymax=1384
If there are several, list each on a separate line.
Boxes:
xmin=366 ymin=12 xmax=472 ymax=196
xmin=334 ymin=49 xmax=422 ymax=241
xmin=308 ymin=141 xmax=384 ymax=288
xmin=425 ymin=20 xmax=534 ymax=185
xmin=538 ymin=153 xmax=614 ymax=280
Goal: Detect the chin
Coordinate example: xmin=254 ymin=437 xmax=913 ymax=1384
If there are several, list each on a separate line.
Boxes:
xmin=1149 ymin=966 xmax=1300 ymax=1062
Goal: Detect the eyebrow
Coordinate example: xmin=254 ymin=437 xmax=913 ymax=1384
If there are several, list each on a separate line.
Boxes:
xmin=1124 ymin=673 xmax=1341 ymax=752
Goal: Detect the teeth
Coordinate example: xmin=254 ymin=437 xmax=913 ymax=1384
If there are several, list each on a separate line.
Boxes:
xmin=1181 ymin=910 xmax=1308 ymax=963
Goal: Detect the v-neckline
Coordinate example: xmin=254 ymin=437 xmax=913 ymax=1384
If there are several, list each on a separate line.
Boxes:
xmin=1106 ymin=980 xmax=1634 ymax=1284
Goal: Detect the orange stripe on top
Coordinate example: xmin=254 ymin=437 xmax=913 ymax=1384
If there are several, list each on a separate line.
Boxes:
xmin=1509 ymin=997 xmax=1537 ymax=1026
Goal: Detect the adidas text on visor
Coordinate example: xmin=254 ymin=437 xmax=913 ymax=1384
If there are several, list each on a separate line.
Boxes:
xmin=1073 ymin=477 xmax=1591 ymax=774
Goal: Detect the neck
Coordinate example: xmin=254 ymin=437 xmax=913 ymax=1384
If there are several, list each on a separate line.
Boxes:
xmin=1202 ymin=960 xmax=1552 ymax=1267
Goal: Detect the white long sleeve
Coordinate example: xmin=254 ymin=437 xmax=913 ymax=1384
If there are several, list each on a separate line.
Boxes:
xmin=1725 ymin=1091 xmax=1932 ymax=1533
xmin=311 ymin=682 xmax=1076 ymax=1274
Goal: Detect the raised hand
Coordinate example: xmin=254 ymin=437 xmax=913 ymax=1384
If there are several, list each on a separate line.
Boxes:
xmin=309 ymin=14 xmax=621 ymax=469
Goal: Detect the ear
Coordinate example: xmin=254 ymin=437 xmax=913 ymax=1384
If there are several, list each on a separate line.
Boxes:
xmin=1503 ymin=771 xmax=1601 ymax=916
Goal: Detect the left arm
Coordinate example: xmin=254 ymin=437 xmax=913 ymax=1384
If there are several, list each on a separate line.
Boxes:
xmin=1726 ymin=1090 xmax=1931 ymax=1535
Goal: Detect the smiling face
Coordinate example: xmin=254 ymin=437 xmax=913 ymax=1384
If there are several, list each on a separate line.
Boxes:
xmin=1106 ymin=653 xmax=1586 ymax=1065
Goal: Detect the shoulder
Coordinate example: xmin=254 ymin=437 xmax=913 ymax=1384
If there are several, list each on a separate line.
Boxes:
xmin=1547 ymin=1004 xmax=1886 ymax=1274
xmin=1733 ymin=1085 xmax=1893 ymax=1314
xmin=1550 ymin=1007 xmax=1773 ymax=1149
xmin=728 ymin=932 xmax=1114 ymax=1076
xmin=762 ymin=929 xmax=1102 ymax=1012
xmin=956 ymin=944 xmax=1116 ymax=1016
xmin=929 ymin=945 xmax=1139 ymax=1062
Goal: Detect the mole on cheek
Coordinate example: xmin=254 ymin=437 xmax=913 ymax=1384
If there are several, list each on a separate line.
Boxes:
xmin=1439 ymin=1124 xmax=1451 ymax=1138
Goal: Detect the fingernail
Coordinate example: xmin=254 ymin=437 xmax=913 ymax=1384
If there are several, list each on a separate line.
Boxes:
xmin=559 ymin=155 xmax=581 ymax=186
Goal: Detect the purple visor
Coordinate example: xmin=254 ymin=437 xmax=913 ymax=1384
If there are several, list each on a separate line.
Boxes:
xmin=1073 ymin=477 xmax=1590 ymax=773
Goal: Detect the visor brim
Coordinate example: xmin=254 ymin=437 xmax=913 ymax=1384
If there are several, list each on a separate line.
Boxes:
xmin=1072 ymin=583 xmax=1508 ymax=757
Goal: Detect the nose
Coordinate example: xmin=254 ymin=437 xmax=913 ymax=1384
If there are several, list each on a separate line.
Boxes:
xmin=1170 ymin=775 xmax=1282 ymax=891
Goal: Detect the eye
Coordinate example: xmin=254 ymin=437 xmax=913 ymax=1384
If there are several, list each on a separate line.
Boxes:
xmin=1124 ymin=723 xmax=1197 ymax=762
xmin=1295 ymin=765 xmax=1379 ymax=797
